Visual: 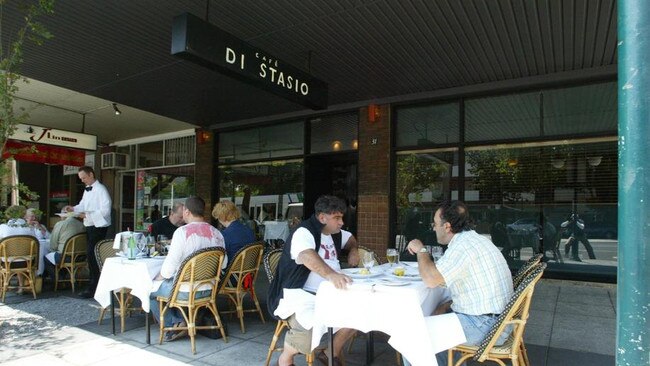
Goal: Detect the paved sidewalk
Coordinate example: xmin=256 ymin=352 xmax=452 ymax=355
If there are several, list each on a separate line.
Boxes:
xmin=0 ymin=278 xmax=615 ymax=365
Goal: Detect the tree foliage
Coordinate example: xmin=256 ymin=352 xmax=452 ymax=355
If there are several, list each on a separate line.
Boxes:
xmin=0 ymin=0 xmax=55 ymax=209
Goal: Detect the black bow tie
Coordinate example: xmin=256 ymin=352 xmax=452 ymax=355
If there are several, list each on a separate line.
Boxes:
xmin=85 ymin=186 xmax=93 ymax=192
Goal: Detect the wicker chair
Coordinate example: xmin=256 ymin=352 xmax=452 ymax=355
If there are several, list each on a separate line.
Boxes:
xmin=218 ymin=242 xmax=266 ymax=333
xmin=54 ymin=233 xmax=88 ymax=292
xmin=0 ymin=235 xmax=39 ymax=301
xmin=95 ymin=239 xmax=140 ymax=332
xmin=157 ymin=247 xmax=228 ymax=354
xmin=512 ymin=253 xmax=543 ymax=289
xmin=448 ymin=263 xmax=547 ymax=366
xmin=263 ymin=248 xmax=314 ymax=366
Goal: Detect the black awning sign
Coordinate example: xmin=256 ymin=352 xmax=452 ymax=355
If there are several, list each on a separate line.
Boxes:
xmin=171 ymin=13 xmax=328 ymax=110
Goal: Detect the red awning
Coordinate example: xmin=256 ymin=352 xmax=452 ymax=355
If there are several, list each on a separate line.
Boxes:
xmin=2 ymin=140 xmax=86 ymax=166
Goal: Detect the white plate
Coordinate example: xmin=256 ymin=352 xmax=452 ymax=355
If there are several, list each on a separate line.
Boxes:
xmin=387 ymin=268 xmax=421 ymax=281
xmin=341 ymin=268 xmax=383 ymax=279
xmin=378 ymin=279 xmax=409 ymax=286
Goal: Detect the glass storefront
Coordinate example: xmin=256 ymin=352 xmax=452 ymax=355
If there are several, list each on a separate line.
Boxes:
xmin=395 ymin=81 xmax=617 ymax=279
xmin=115 ymin=134 xmax=196 ymax=231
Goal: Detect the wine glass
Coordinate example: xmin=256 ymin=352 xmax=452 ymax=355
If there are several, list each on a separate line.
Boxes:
xmin=362 ymin=252 xmax=375 ymax=271
xmin=386 ymin=248 xmax=399 ymax=267
xmin=431 ymin=246 xmax=443 ymax=262
xmin=146 ymin=235 xmax=156 ymax=255
xmin=137 ymin=235 xmax=147 ymax=256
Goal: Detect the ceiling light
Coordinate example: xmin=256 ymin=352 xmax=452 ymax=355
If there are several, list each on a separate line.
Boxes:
xmin=112 ymin=103 xmax=122 ymax=115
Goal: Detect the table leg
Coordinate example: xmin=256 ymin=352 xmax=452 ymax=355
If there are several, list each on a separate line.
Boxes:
xmin=365 ymin=331 xmax=375 ymax=365
xmin=110 ymin=290 xmax=115 ymax=335
xmin=328 ymin=327 xmax=334 ymax=366
xmin=146 ymin=311 xmax=150 ymax=344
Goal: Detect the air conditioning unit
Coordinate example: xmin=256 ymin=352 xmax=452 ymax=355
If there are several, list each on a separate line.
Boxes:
xmin=101 ymin=152 xmax=129 ymax=169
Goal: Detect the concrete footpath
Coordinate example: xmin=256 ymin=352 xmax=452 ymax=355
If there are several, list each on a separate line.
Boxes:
xmin=0 ymin=277 xmax=615 ymax=365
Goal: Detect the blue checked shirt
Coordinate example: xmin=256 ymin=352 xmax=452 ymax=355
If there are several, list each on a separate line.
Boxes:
xmin=436 ymin=230 xmax=513 ymax=315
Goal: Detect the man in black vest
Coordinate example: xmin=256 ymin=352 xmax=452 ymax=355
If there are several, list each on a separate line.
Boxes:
xmin=268 ymin=195 xmax=360 ymax=366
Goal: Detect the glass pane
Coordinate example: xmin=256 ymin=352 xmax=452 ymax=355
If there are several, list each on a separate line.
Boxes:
xmin=138 ymin=141 xmax=163 ymax=168
xmin=310 ymin=112 xmax=358 ymax=153
xmin=543 ymin=82 xmax=617 ymax=136
xmin=135 ymin=166 xmax=195 ymax=231
xmin=396 ymin=102 xmax=460 ymax=147
xmin=394 ymin=150 xmax=458 ymax=248
xmin=116 ymin=145 xmax=135 ymax=169
xmin=464 ymin=139 xmax=617 ymax=273
xmin=465 ymin=92 xmax=540 ymax=142
xmin=218 ymin=160 xmax=304 ymax=239
xmin=164 ymin=135 xmax=195 ymax=165
xmin=218 ymin=121 xmax=303 ymax=163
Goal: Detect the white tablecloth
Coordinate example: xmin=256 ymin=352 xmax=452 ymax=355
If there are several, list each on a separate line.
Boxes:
xmin=263 ymin=221 xmax=290 ymax=242
xmin=311 ymin=263 xmax=466 ymax=366
xmin=37 ymin=239 xmax=50 ymax=276
xmin=94 ymin=257 xmax=164 ymax=312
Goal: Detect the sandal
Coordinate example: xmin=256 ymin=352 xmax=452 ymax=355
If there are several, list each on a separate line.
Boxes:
xmin=164 ymin=322 xmax=188 ymax=342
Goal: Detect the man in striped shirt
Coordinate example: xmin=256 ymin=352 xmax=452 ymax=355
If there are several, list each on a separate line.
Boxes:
xmin=407 ymin=200 xmax=513 ymax=365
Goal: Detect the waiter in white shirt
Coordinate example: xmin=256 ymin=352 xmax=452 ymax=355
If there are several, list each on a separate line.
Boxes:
xmin=65 ymin=166 xmax=112 ymax=298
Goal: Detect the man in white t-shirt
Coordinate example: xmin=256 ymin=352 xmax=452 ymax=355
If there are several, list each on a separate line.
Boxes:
xmin=268 ymin=195 xmax=360 ymax=366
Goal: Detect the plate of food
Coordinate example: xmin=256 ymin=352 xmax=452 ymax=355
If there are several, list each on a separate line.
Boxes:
xmin=341 ymin=268 xmax=383 ymax=279
xmin=387 ymin=266 xmax=421 ymax=281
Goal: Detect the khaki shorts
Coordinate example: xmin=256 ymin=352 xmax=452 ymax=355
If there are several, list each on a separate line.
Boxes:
xmin=284 ymin=314 xmax=313 ymax=355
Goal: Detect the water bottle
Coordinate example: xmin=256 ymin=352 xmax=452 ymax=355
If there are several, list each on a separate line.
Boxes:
xmin=127 ymin=229 xmax=137 ymax=260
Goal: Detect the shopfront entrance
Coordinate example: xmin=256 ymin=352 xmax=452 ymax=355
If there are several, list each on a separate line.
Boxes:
xmin=304 ymin=152 xmax=358 ymax=234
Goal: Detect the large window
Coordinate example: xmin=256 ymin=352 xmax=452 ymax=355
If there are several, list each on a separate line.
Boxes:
xmin=395 ymin=103 xmax=460 ymax=147
xmin=394 ymin=150 xmax=458 ymax=245
xmin=394 ymin=81 xmax=617 ymax=279
xmin=218 ymin=160 xmax=303 ymax=238
xmin=465 ymin=139 xmax=617 ymax=268
xmin=310 ymin=113 xmax=358 ymax=153
xmin=218 ymin=121 xmax=303 ymax=163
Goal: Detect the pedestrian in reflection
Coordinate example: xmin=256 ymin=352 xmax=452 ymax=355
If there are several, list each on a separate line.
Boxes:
xmin=562 ymin=213 xmax=596 ymax=261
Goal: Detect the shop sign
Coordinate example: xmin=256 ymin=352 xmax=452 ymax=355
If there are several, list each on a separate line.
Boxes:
xmin=63 ymin=165 xmax=79 ymax=175
xmin=50 ymin=190 xmax=69 ymax=202
xmin=2 ymin=140 xmax=85 ymax=166
xmin=12 ymin=124 xmax=97 ymax=150
xmin=171 ymin=12 xmax=328 ymax=110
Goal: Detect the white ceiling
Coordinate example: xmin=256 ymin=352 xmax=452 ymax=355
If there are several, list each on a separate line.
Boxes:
xmin=12 ymin=78 xmax=197 ymax=145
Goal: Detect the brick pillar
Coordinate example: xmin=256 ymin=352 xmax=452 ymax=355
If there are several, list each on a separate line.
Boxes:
xmin=194 ymin=129 xmax=215 ymax=213
xmin=357 ymin=104 xmax=391 ymax=259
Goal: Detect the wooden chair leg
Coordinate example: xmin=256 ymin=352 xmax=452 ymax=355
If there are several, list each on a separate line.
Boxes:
xmin=265 ymin=320 xmax=286 ymax=366
xmin=250 ymin=287 xmax=266 ymax=323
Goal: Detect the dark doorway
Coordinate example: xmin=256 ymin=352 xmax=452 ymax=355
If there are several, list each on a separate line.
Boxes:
xmin=304 ymin=152 xmax=358 ymax=234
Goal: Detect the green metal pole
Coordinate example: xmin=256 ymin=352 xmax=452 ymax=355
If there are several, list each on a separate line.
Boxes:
xmin=617 ymin=1 xmax=650 ymax=365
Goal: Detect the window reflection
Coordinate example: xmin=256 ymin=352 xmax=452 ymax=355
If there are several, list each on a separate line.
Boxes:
xmin=465 ymin=139 xmax=617 ymax=267
xmin=394 ymin=151 xmax=458 ymax=247
xmin=218 ymin=160 xmax=303 ymax=239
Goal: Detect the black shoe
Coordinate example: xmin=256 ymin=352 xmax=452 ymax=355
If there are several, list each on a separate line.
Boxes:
xmin=78 ymin=290 xmax=94 ymax=298
xmin=571 ymin=257 xmax=582 ymax=262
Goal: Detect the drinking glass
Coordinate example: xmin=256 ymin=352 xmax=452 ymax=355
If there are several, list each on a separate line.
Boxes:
xmin=137 ymin=236 xmax=147 ymax=256
xmin=386 ymin=248 xmax=399 ymax=267
xmin=146 ymin=235 xmax=156 ymax=255
xmin=431 ymin=246 xmax=443 ymax=262
xmin=362 ymin=252 xmax=375 ymax=271
xmin=156 ymin=235 xmax=169 ymax=254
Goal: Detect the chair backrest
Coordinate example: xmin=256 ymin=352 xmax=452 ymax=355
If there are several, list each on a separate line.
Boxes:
xmin=356 ymin=245 xmax=380 ymax=268
xmin=95 ymin=239 xmax=119 ymax=271
xmin=62 ymin=233 xmax=88 ymax=258
xmin=474 ymin=263 xmax=546 ymax=362
xmin=169 ymin=246 xmax=227 ymax=303
xmin=263 ymin=248 xmax=283 ymax=283
xmin=512 ymin=253 xmax=543 ymax=288
xmin=0 ymin=235 xmax=39 ymax=269
xmin=220 ymin=242 xmax=265 ymax=291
